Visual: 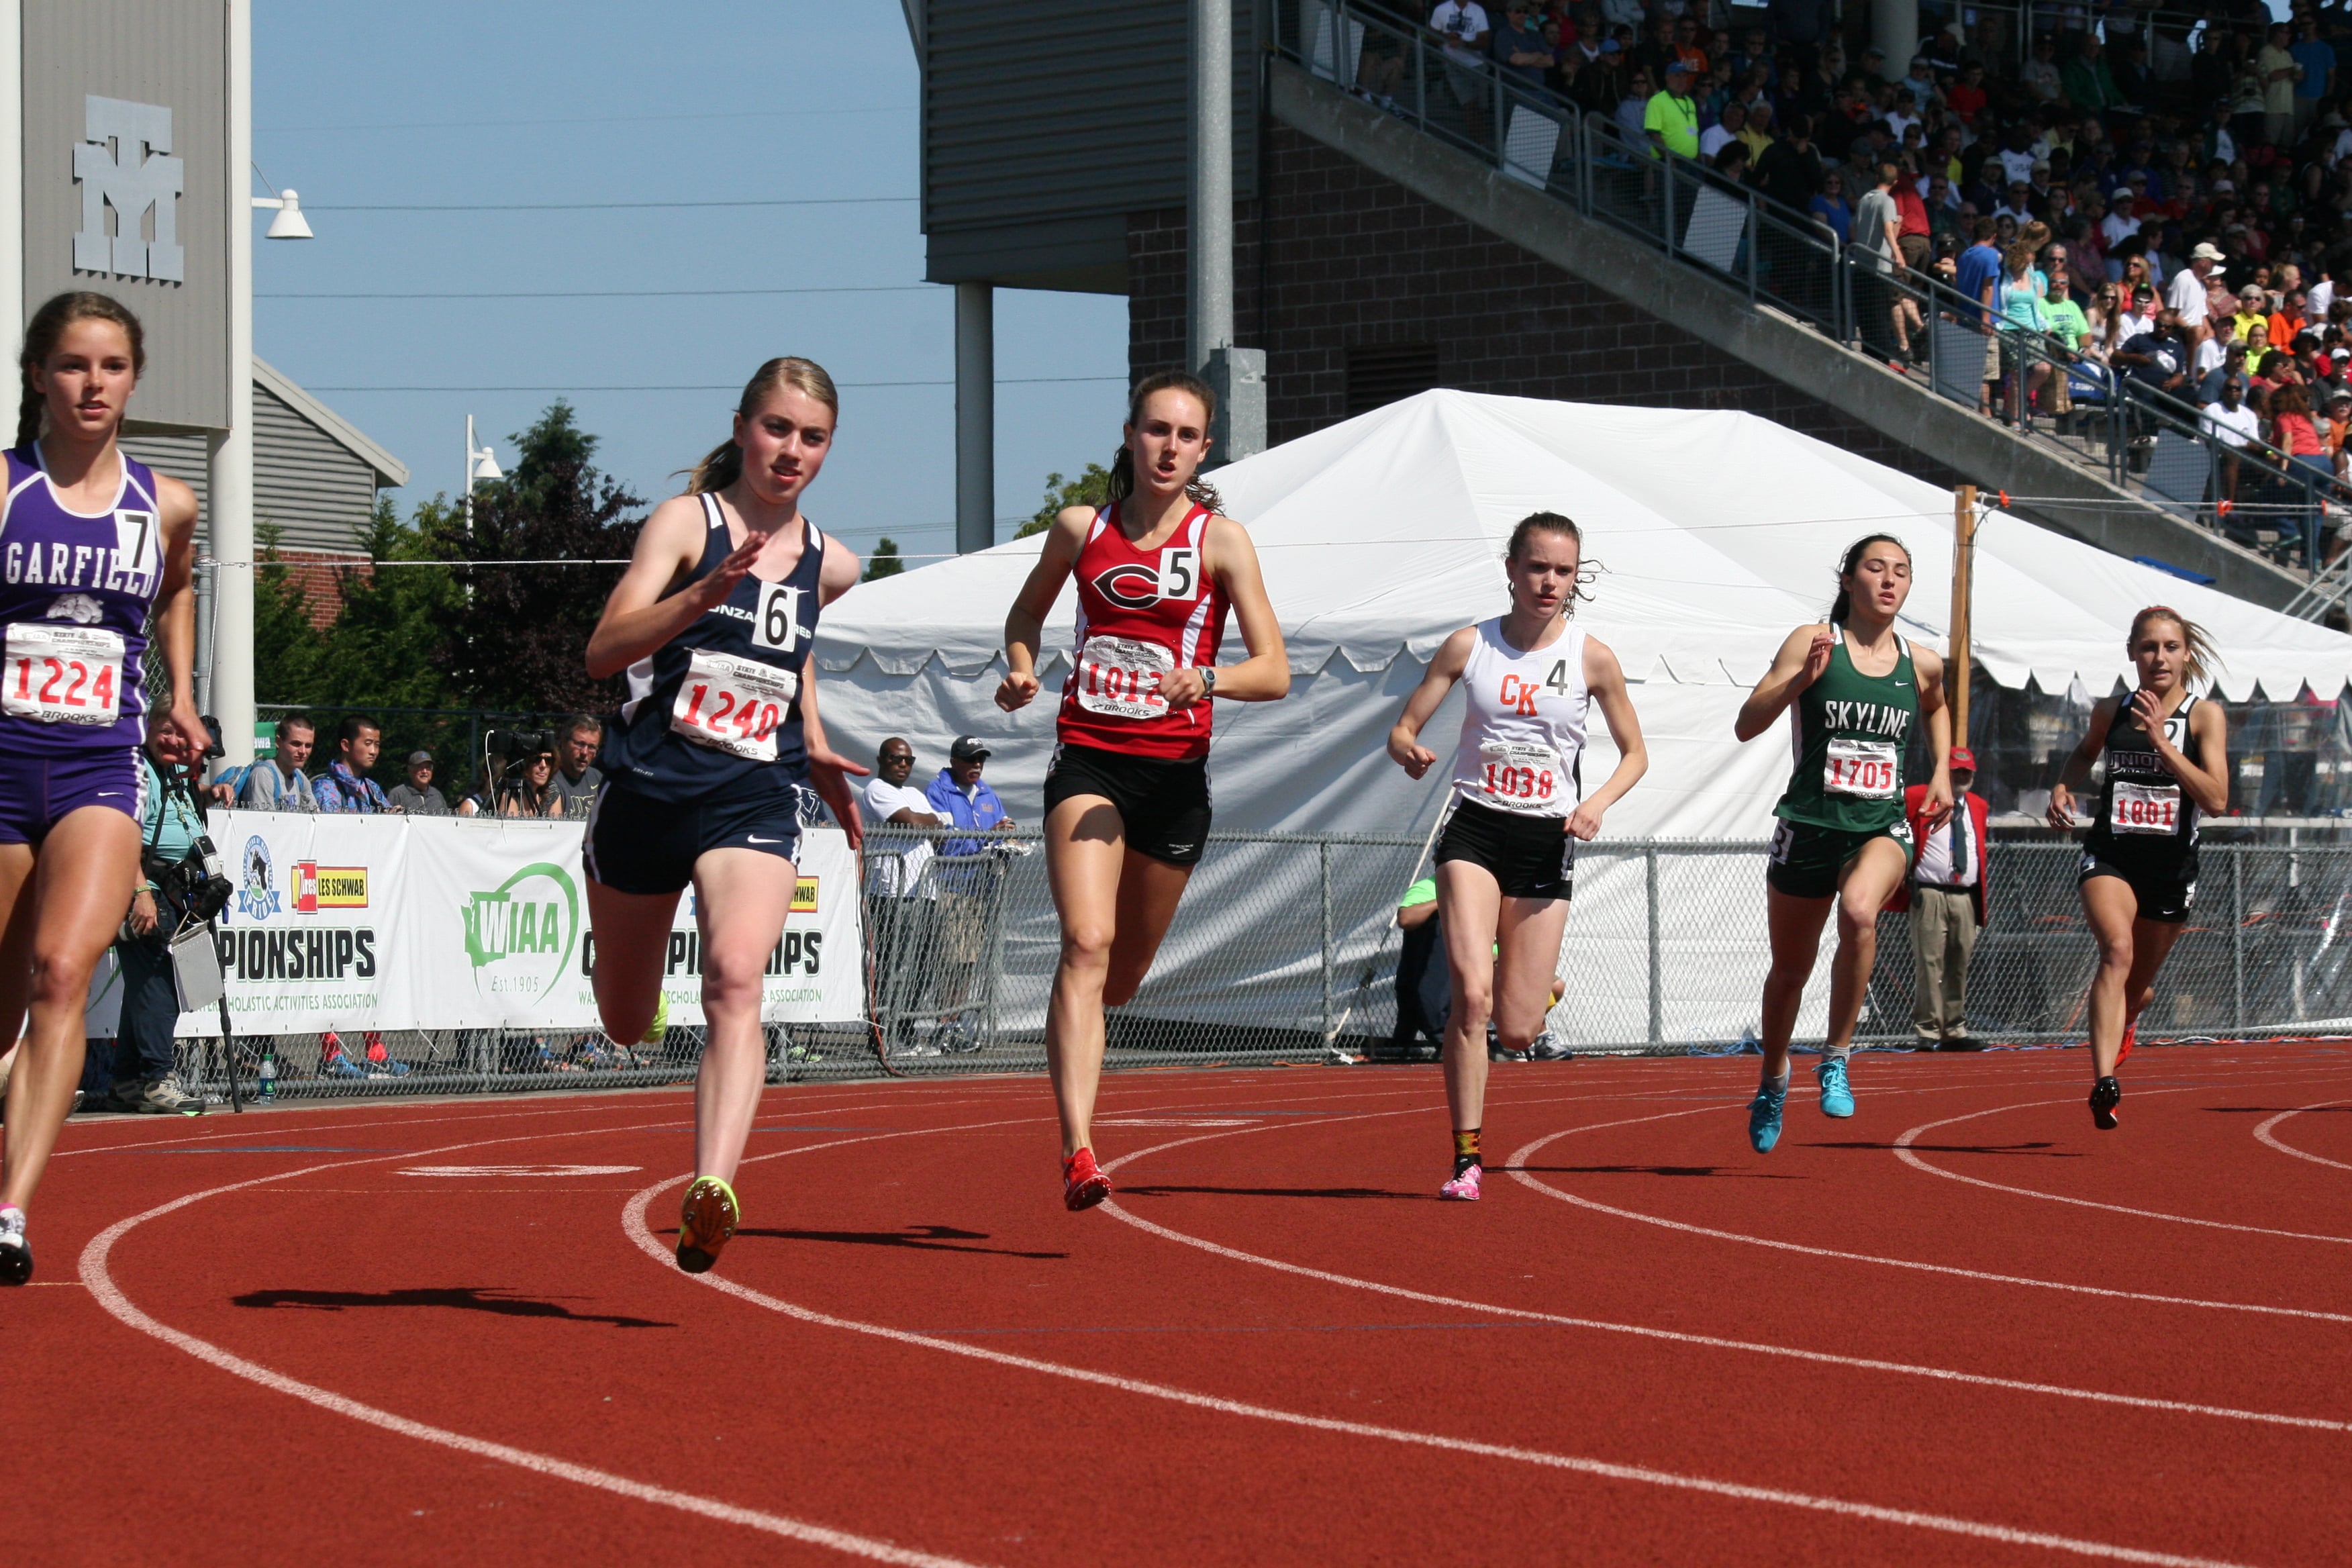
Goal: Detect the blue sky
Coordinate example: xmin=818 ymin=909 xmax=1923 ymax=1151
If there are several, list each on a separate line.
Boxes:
xmin=251 ymin=1 xmax=1128 ymax=565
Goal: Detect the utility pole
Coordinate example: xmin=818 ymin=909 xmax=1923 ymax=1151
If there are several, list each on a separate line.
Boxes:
xmin=1191 ymin=0 xmax=1265 ymax=465
xmin=1951 ymin=485 xmax=1977 ymax=748
xmin=954 ymin=281 xmax=994 ymax=554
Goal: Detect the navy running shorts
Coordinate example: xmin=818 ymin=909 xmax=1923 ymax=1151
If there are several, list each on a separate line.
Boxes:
xmin=584 ymin=776 xmax=801 ymax=896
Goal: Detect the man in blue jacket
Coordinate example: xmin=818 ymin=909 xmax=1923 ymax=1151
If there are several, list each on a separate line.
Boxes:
xmin=923 ymin=738 xmax=1016 ymax=1051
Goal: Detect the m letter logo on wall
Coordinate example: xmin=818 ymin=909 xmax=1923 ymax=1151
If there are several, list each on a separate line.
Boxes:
xmin=72 ymin=96 xmax=185 ymax=283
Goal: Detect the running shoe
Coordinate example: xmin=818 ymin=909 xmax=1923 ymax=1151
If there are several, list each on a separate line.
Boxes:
xmin=1749 ymin=1077 xmax=1789 ymax=1154
xmin=127 ymin=1073 xmax=205 ymax=1116
xmin=2090 ymin=1075 xmax=2122 ymax=1131
xmin=1438 ymin=1162 xmax=1483 ymax=1201
xmin=1527 ymin=1033 xmax=1573 ymax=1061
xmin=1063 ymin=1148 xmax=1112 ymax=1211
xmin=675 ymin=1176 xmax=740 ymax=1273
xmin=1815 ymin=1055 xmax=1856 ymax=1119
xmin=0 ymin=1207 xmax=28 ymax=1286
xmin=641 ymin=990 xmax=669 ymax=1048
xmin=2116 ymin=1023 xmax=2137 ymax=1065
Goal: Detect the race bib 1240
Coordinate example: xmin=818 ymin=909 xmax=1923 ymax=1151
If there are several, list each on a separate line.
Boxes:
xmin=669 ymin=649 xmax=799 ymax=761
xmin=3 ymin=622 xmax=124 ymax=726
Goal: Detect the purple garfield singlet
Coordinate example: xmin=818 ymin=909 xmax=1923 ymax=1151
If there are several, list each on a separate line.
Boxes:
xmin=0 ymin=443 xmax=164 ymax=756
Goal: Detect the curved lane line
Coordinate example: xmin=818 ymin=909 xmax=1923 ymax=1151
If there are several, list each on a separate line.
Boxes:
xmin=1506 ymin=1118 xmax=2352 ymax=1324
xmin=2254 ymin=1102 xmax=2352 ymax=1174
xmin=1084 ymin=1118 xmax=2352 ymax=1435
xmin=621 ymin=1165 xmax=2258 ymax=1568
xmin=80 ymin=1107 xmax=1055 ymax=1568
xmin=1893 ymin=1096 xmax=2352 ymax=1243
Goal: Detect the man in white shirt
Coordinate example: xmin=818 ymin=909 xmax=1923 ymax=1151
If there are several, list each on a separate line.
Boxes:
xmin=238 ymin=714 xmax=318 ymax=812
xmin=2168 ymin=241 xmax=2223 ymax=345
xmin=1430 ymin=0 xmax=1491 ymax=128
xmin=1903 ymin=749 xmax=1988 ymax=1049
xmin=1699 ymin=99 xmax=1744 ymax=160
xmin=2200 ymin=377 xmax=2261 ymax=448
xmin=2100 ymin=191 xmax=2141 ymax=252
xmin=861 ymin=738 xmax=942 ymax=1056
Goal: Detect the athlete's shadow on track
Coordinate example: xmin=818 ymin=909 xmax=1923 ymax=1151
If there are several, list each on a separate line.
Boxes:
xmin=1514 ymin=1165 xmax=1800 ymax=1179
xmin=1808 ymin=1140 xmax=2079 ymax=1157
xmin=1118 ymin=1183 xmax=1424 ymax=1200
xmin=735 ymin=1224 xmax=1067 ymax=1260
xmin=232 ymin=1286 xmax=673 ymax=1329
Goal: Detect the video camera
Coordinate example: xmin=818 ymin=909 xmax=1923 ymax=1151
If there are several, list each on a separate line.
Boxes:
xmin=152 ymin=833 xmax=233 ymax=924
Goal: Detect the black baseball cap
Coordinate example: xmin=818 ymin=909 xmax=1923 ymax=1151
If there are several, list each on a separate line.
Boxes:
xmin=948 ymin=736 xmax=993 ymax=761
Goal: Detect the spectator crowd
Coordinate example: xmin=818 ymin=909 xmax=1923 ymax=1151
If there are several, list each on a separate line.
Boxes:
xmin=216 ymin=712 xmax=606 ymax=818
xmin=1353 ymin=0 xmax=2352 ymax=565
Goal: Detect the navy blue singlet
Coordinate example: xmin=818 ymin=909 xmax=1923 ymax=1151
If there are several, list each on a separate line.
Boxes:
xmin=600 ymin=492 xmax=824 ymax=803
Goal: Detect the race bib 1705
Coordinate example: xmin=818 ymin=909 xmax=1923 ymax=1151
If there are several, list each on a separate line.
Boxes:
xmin=1477 ymin=740 xmax=1565 ymax=815
xmin=2109 ymin=781 xmax=2183 ymax=836
xmin=1823 ymin=738 xmax=1899 ymax=798
xmin=1073 ymin=634 xmax=1175 ymax=720
xmin=3 ymin=621 xmax=124 ymax=726
xmin=669 ymin=649 xmax=799 ymax=761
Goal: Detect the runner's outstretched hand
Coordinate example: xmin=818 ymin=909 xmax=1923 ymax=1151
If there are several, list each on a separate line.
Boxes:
xmin=807 ymin=743 xmax=869 ymax=851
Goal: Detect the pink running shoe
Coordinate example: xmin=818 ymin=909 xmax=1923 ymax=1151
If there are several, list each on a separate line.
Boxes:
xmin=1438 ymin=1163 xmax=1483 ymax=1201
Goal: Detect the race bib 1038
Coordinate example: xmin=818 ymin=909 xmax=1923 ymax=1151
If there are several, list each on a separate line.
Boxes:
xmin=1477 ymin=740 xmax=1565 ymax=815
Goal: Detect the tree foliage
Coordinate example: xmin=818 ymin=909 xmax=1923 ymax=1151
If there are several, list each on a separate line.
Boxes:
xmin=252 ymin=522 xmax=321 ymax=703
xmin=1019 ymin=462 xmax=1113 ymax=537
xmin=863 ymin=536 xmax=905 ymax=581
xmin=419 ymin=401 xmax=642 ymax=714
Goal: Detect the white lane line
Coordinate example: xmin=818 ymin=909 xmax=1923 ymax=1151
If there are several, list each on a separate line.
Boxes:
xmin=2255 ymin=1103 xmax=2352 ymax=1174
xmin=79 ymin=1100 xmax=1060 ymax=1568
xmin=622 ymin=1173 xmax=2259 ymax=1568
xmin=1894 ymin=1097 xmax=2352 ymax=1244
xmin=1085 ymin=1120 xmax=2352 ymax=1436
xmin=1506 ymin=1122 xmax=2352 ymax=1325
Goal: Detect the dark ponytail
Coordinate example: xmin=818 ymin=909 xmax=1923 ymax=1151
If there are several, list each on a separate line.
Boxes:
xmin=17 ymin=291 xmax=146 ymax=452
xmin=1107 ymin=370 xmax=1226 ymax=516
xmin=1827 ymin=532 xmax=1910 ymax=624
xmin=683 ymin=356 xmax=838 ymax=494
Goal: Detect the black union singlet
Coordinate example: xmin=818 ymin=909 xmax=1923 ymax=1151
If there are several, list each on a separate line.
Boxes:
xmin=2083 ymin=691 xmax=2206 ymax=881
xmin=599 ymin=493 xmax=824 ymax=802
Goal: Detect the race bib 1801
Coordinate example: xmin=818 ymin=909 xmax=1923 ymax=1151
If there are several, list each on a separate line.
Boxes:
xmin=669 ymin=649 xmax=799 ymax=761
xmin=1073 ymin=634 xmax=1175 ymax=720
xmin=1824 ymin=738 xmax=1899 ymax=798
xmin=2109 ymin=781 xmax=2183 ymax=835
xmin=3 ymin=621 xmax=124 ymax=726
xmin=1477 ymin=740 xmax=1565 ymax=815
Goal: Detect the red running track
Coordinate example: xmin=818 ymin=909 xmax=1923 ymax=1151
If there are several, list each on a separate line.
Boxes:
xmin=11 ymin=1042 xmax=2352 ymax=1566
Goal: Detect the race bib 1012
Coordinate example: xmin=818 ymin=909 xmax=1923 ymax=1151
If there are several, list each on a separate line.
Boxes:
xmin=3 ymin=621 xmax=124 ymax=726
xmin=669 ymin=649 xmax=799 ymax=761
xmin=1823 ymin=738 xmax=1899 ymax=798
xmin=1073 ymin=634 xmax=1175 ymax=720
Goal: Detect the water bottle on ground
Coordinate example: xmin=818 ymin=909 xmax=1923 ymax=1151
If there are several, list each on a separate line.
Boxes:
xmin=258 ymin=1048 xmax=277 ymax=1103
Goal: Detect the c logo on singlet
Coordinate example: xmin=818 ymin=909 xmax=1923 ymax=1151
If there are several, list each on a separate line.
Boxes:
xmin=1091 ymin=562 xmax=1163 ymax=610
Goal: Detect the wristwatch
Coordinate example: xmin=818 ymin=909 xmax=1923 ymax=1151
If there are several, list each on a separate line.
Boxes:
xmin=1200 ymin=667 xmax=1218 ymax=696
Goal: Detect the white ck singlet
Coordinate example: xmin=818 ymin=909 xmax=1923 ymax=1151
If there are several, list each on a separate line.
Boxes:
xmin=1448 ymin=618 xmax=1588 ymax=818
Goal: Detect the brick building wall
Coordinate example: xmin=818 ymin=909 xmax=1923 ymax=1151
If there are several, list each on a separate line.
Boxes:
xmin=1128 ymin=122 xmax=1962 ymax=487
xmin=267 ymin=550 xmax=372 ymax=630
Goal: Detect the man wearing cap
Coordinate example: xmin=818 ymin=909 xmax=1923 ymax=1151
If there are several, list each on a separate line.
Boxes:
xmin=1889 ymin=749 xmax=1990 ymax=1050
xmin=387 ymin=750 xmax=450 ymax=816
xmin=1645 ymin=57 xmax=1700 ymax=160
xmin=2169 ymin=242 xmax=2226 ymax=346
xmin=1430 ymin=0 xmax=1492 ymax=132
xmin=863 ymin=738 xmax=943 ymax=1055
xmin=925 ymin=737 xmax=1016 ymax=1051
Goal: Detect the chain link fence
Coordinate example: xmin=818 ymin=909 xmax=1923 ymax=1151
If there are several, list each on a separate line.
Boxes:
xmin=138 ymin=822 xmax=2352 ymax=1108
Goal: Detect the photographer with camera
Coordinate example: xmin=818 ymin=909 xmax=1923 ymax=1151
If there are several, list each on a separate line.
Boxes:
xmin=495 ymin=731 xmax=562 ymax=818
xmin=107 ymin=734 xmax=223 ymax=1114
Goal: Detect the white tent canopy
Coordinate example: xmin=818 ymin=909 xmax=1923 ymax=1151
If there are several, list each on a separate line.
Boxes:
xmin=818 ymin=391 xmax=2352 ymax=844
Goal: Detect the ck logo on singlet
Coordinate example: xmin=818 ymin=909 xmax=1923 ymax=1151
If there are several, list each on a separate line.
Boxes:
xmin=1090 ymin=546 xmax=1202 ymax=610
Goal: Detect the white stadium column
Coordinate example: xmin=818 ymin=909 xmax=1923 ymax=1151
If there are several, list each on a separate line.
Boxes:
xmin=209 ymin=0 xmax=256 ymax=769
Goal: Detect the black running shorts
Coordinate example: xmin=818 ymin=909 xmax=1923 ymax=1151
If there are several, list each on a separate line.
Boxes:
xmin=1043 ymin=742 xmax=1212 ymax=867
xmin=1765 ymin=817 xmax=1913 ymax=900
xmin=584 ymin=776 xmax=801 ymax=896
xmin=1434 ymin=797 xmax=1575 ymax=901
xmin=2079 ymin=851 xmax=2196 ymax=925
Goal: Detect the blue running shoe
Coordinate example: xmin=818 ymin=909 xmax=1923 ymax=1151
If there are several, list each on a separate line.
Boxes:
xmin=1748 ymin=1077 xmax=1788 ymax=1153
xmin=1815 ymin=1055 xmax=1855 ymax=1119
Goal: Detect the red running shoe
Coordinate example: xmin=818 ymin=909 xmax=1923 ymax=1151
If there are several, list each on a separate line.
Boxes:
xmin=1063 ymin=1148 xmax=1112 ymax=1211
xmin=2116 ymin=1022 xmax=2137 ymax=1065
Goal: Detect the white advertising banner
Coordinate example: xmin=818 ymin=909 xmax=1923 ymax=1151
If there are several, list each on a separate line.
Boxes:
xmin=152 ymin=812 xmax=861 ymax=1036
